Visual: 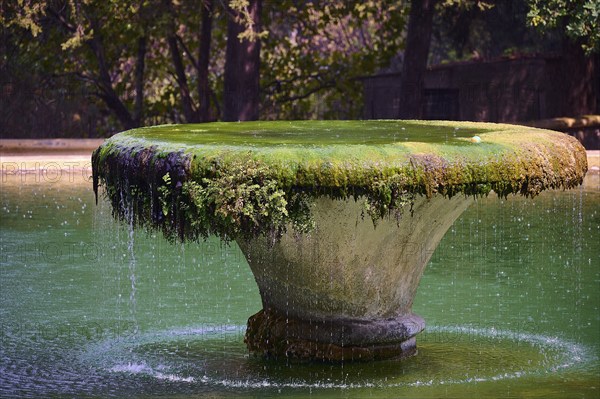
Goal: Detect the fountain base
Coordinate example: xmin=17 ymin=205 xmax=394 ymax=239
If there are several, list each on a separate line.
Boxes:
xmin=245 ymin=308 xmax=424 ymax=362
xmin=239 ymin=195 xmax=471 ymax=362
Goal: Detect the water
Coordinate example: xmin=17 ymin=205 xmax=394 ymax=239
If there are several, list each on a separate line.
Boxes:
xmin=0 ymin=168 xmax=598 ymax=398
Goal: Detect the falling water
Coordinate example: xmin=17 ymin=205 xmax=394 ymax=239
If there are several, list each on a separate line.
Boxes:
xmin=127 ymin=211 xmax=138 ymax=336
xmin=119 ymin=187 xmax=139 ymax=336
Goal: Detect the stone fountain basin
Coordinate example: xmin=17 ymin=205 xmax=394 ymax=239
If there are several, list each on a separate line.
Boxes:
xmin=92 ymin=120 xmax=587 ymax=361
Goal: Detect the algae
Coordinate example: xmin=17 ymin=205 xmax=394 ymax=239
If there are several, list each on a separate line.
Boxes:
xmin=92 ymin=120 xmax=588 ymax=242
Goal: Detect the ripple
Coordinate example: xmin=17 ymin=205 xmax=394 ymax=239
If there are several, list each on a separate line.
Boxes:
xmin=94 ymin=324 xmax=593 ymax=391
xmin=4 ymin=324 xmax=593 ymax=398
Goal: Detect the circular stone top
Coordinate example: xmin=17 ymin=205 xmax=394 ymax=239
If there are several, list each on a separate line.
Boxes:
xmin=92 ymin=120 xmax=587 ymax=241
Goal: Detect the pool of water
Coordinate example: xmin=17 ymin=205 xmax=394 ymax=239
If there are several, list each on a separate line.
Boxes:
xmin=1 ymin=166 xmax=598 ymax=398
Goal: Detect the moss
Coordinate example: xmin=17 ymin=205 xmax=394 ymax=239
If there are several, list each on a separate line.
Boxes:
xmin=92 ymin=120 xmax=588 ymax=242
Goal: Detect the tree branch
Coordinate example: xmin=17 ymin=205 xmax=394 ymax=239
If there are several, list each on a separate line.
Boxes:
xmin=262 ymin=72 xmax=328 ymax=94
xmin=269 ymin=81 xmax=336 ymax=103
xmin=51 ymin=71 xmax=98 ymax=85
xmin=176 ymin=35 xmax=199 ymax=70
xmin=86 ymin=20 xmax=136 ymax=129
xmin=46 ymin=7 xmax=77 ymax=33
xmin=163 ymin=0 xmax=196 ymax=122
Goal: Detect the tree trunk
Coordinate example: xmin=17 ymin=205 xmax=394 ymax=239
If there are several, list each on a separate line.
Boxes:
xmin=163 ymin=0 xmax=195 ymax=122
xmin=48 ymin=8 xmax=140 ymax=131
xmin=88 ymin=36 xmax=137 ymax=130
xmin=560 ymin=38 xmax=596 ymax=116
xmin=168 ymin=35 xmax=196 ymax=122
xmin=197 ymin=0 xmax=213 ymax=122
xmin=133 ymin=36 xmax=147 ymax=126
xmin=223 ymin=0 xmax=262 ymax=121
xmin=397 ymin=0 xmax=437 ymax=119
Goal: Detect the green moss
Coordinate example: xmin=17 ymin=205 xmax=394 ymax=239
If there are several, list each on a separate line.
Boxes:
xmin=92 ymin=120 xmax=588 ymax=242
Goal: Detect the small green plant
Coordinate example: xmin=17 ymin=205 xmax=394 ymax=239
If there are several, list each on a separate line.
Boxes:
xmin=158 ymin=173 xmax=172 ymax=217
xmin=177 ymin=159 xmax=314 ymax=241
xmin=363 ymin=177 xmax=415 ymax=225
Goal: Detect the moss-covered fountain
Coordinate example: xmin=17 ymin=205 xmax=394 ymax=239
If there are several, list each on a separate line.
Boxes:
xmin=92 ymin=120 xmax=587 ymax=362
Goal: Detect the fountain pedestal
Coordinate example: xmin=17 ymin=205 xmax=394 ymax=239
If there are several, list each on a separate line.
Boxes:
xmin=239 ymin=195 xmax=472 ymax=361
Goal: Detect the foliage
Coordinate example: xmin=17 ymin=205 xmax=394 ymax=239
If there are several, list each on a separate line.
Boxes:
xmin=430 ymin=0 xmax=563 ymax=63
xmin=439 ymin=0 xmax=493 ymax=10
xmin=3 ymin=0 xmax=596 ymax=134
xmin=1 ymin=0 xmax=46 ymax=37
xmin=527 ymin=0 xmax=599 ymax=53
xmin=1 ymin=0 xmax=227 ymax=132
xmin=177 ymin=160 xmax=314 ymax=240
xmin=229 ymin=0 xmax=267 ymax=42
xmin=261 ymin=0 xmax=408 ymax=120
xmin=363 ymin=178 xmax=415 ymax=226
xmin=2 ymin=0 xmax=409 ymax=129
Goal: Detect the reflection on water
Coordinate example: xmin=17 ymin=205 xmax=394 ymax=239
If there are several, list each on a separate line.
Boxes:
xmin=0 ymin=168 xmax=598 ymax=398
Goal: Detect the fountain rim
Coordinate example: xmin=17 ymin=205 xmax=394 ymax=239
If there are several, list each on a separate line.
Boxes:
xmin=91 ymin=120 xmax=587 ymax=242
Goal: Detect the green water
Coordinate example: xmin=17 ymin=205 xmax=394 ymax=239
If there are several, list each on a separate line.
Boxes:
xmin=1 ymin=172 xmax=598 ymax=398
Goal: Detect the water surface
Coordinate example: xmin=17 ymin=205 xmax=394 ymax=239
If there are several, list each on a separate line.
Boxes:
xmin=0 ymin=168 xmax=598 ymax=398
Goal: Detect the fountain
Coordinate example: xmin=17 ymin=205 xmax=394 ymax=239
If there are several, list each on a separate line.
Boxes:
xmin=91 ymin=120 xmax=587 ymax=362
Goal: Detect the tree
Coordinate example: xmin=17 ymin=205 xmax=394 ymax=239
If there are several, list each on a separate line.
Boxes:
xmin=159 ymin=0 xmax=218 ymax=123
xmin=260 ymin=1 xmax=408 ymax=120
xmin=527 ymin=0 xmax=598 ymax=115
xmin=2 ymin=0 xmax=225 ymax=130
xmin=430 ymin=1 xmax=528 ymax=63
xmin=527 ymin=0 xmax=599 ymax=54
xmin=397 ymin=0 xmax=501 ymax=119
xmin=3 ymin=0 xmax=409 ymax=130
xmin=54 ymin=1 xmax=149 ymax=130
xmin=223 ymin=0 xmax=263 ymax=121
xmin=164 ymin=0 xmax=196 ymax=122
xmin=397 ymin=0 xmax=438 ymax=119
xmin=424 ymin=0 xmax=597 ymax=118
xmin=2 ymin=0 xmax=154 ymax=130
xmin=198 ymin=0 xmax=214 ymax=122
